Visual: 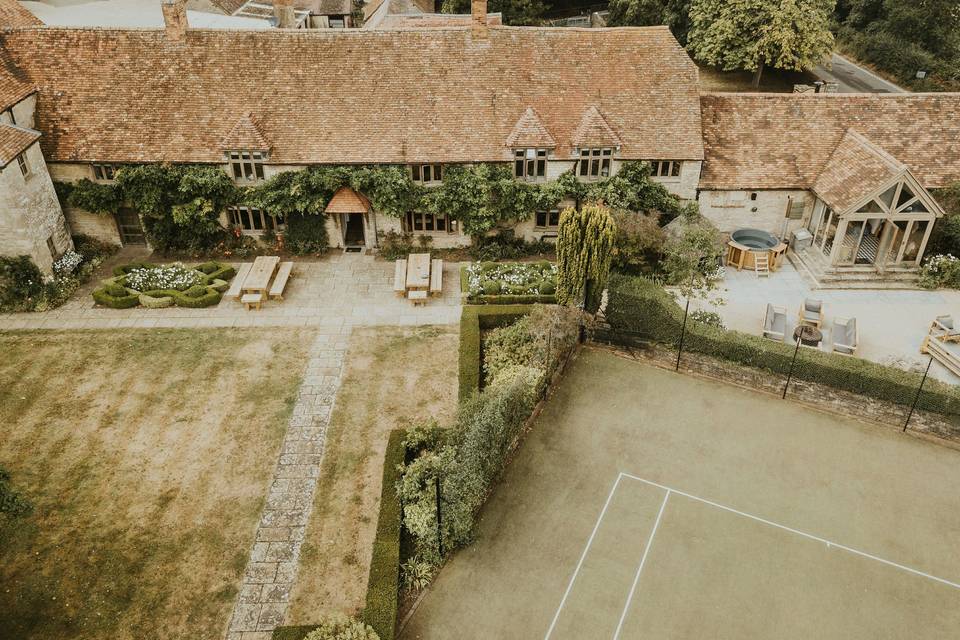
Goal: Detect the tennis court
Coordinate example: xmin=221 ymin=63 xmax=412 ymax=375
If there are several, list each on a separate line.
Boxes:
xmin=402 ymin=348 xmax=960 ymax=639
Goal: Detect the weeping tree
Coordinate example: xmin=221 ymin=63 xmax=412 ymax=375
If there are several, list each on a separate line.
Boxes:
xmin=556 ymin=203 xmax=617 ymax=313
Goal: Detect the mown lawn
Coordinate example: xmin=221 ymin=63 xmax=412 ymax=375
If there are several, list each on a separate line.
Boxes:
xmin=285 ymin=326 xmax=459 ymax=623
xmin=0 ymin=329 xmax=313 ymax=640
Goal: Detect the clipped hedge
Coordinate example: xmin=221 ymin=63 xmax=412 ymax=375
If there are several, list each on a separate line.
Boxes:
xmin=459 ymin=264 xmax=558 ymax=305
xmin=459 ymin=304 xmax=532 ymax=401
xmin=271 ymin=626 xmax=320 ymax=640
xmin=362 ymin=429 xmax=406 ymax=640
xmin=604 ymin=275 xmax=960 ymax=418
xmin=92 ymin=286 xmax=140 ymax=309
xmin=93 ymin=262 xmax=232 ymax=309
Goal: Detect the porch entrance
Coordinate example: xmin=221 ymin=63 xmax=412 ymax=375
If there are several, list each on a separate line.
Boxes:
xmin=324 ymin=186 xmax=375 ymax=251
xmin=115 ymin=209 xmax=146 ymax=245
xmin=344 ymin=213 xmax=365 ymax=247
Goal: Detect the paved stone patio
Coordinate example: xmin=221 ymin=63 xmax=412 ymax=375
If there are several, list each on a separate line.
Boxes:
xmin=0 ymin=252 xmax=461 ymax=330
xmin=226 ymin=331 xmax=348 ymax=640
xmin=689 ymin=263 xmax=960 ymax=383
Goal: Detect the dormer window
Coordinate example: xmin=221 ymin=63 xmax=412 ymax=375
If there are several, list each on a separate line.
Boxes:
xmin=514 ymin=148 xmax=547 ymax=181
xmin=92 ymin=163 xmax=119 ymax=181
xmin=412 ymin=164 xmax=442 ymax=184
xmin=228 ymin=150 xmax=265 ymax=181
xmin=578 ymin=148 xmax=612 ymax=179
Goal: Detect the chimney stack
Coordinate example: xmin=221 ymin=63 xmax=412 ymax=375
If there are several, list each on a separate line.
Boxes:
xmin=274 ymin=0 xmax=296 ymax=29
xmin=161 ymin=0 xmax=188 ymax=40
xmin=471 ymin=0 xmax=487 ymax=37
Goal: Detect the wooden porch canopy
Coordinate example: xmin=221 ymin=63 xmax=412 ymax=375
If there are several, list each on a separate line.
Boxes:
xmin=325 ymin=187 xmax=371 ymax=214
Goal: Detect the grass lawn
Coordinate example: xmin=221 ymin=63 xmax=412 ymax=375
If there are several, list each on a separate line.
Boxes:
xmin=286 ymin=326 xmax=459 ymax=623
xmin=697 ymin=63 xmax=817 ymax=93
xmin=0 ymin=328 xmax=314 ymax=640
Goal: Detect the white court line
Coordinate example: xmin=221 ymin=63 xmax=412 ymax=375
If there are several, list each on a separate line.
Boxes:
xmin=620 ymin=472 xmax=960 ymax=591
xmin=612 ymin=490 xmax=670 ymax=640
xmin=543 ymin=474 xmax=624 ymax=640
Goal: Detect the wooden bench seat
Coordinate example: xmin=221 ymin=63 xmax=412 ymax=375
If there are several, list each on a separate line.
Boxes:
xmin=269 ymin=261 xmax=294 ymax=301
xmin=225 ymin=263 xmax=252 ymax=301
xmin=408 ymin=290 xmax=428 ymax=306
xmin=241 ymin=292 xmax=263 ymax=311
xmin=394 ymin=259 xmax=407 ymax=296
xmin=430 ymin=259 xmax=443 ymax=296
xmin=922 ymin=336 xmax=960 ymax=377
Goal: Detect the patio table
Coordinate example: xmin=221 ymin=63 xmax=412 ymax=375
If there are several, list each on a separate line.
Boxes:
xmin=793 ymin=324 xmax=822 ymax=348
xmin=406 ymin=253 xmax=431 ymax=291
xmin=242 ymin=256 xmax=280 ymax=295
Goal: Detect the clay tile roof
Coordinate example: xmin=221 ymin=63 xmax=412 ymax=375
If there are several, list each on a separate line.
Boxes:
xmin=0 ymin=26 xmax=702 ymax=164
xmin=219 ymin=113 xmax=271 ymax=151
xmin=325 ymin=186 xmax=371 ymax=213
xmin=211 ymin=0 xmax=251 ymax=14
xmin=812 ymin=130 xmax=905 ymax=213
xmin=570 ymin=105 xmax=622 ymax=150
xmin=0 ymin=49 xmax=35 ymax=112
xmin=0 ymin=122 xmax=39 ymax=167
xmin=0 ymin=0 xmax=42 ymax=27
xmin=505 ymin=107 xmax=555 ymax=149
xmin=700 ymin=93 xmax=960 ymax=190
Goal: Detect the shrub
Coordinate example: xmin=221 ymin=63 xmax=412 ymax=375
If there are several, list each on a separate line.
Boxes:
xmin=104 ymin=282 xmax=128 ymax=297
xmin=113 ymin=262 xmax=158 ymax=277
xmin=362 ymin=429 xmax=405 ymax=640
xmin=52 ymin=249 xmax=83 ymax=278
xmin=172 ymin=286 xmax=222 ymax=308
xmin=139 ymin=292 xmax=176 ymax=309
xmin=459 ymin=305 xmax=532 ymax=400
xmin=603 ymin=274 xmax=960 ymax=417
xmin=378 ymin=230 xmax=416 ymax=260
xmin=661 ymin=219 xmax=725 ymax=296
xmin=400 ymin=556 xmax=434 ymax=594
xmin=285 ymin=213 xmax=329 ymax=255
xmin=302 ymin=614 xmax=379 ymax=640
xmin=610 ymin=210 xmax=667 ymax=275
xmin=0 ymin=467 xmax=32 ymax=518
xmin=690 ymin=309 xmax=725 ymax=329
xmin=72 ymin=233 xmax=119 ymax=263
xmin=0 ymin=256 xmax=45 ymax=310
xmin=469 ymin=230 xmax=553 ymax=262
xmin=918 ymin=254 xmax=960 ymax=289
xmin=483 ymin=316 xmax=538 ymax=386
xmin=556 ymin=204 xmax=616 ymax=312
xmin=92 ymin=285 xmax=140 ymax=309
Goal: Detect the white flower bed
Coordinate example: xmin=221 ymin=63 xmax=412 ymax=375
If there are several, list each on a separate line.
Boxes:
xmin=466 ymin=261 xmax=557 ymax=298
xmin=52 ymin=249 xmax=83 ymax=277
xmin=125 ymin=263 xmax=204 ymax=292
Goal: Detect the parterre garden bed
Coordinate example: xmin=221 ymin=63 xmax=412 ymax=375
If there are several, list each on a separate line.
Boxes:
xmin=91 ymin=261 xmax=236 ymax=309
xmin=460 ymin=261 xmax=557 ymax=305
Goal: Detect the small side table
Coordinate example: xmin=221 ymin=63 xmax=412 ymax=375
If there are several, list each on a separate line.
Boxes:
xmin=793 ymin=324 xmax=823 ymax=348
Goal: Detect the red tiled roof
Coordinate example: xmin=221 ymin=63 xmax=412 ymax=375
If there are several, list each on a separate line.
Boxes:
xmin=325 ymin=186 xmax=371 ymax=213
xmin=0 ymin=47 xmax=34 ymax=111
xmin=0 ymin=122 xmax=39 ymax=167
xmin=700 ymin=93 xmax=960 ymax=190
xmin=505 ymin=107 xmax=555 ymax=148
xmin=0 ymin=0 xmax=42 ymax=27
xmin=220 ymin=113 xmax=271 ymax=151
xmin=374 ymin=12 xmax=502 ymax=28
xmin=812 ymin=130 xmax=905 ymax=213
xmin=570 ymin=105 xmax=622 ymax=149
xmin=0 ymin=26 xmax=704 ymax=164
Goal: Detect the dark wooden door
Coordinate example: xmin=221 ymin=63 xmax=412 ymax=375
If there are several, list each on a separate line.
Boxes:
xmin=115 ymin=209 xmax=146 ymax=245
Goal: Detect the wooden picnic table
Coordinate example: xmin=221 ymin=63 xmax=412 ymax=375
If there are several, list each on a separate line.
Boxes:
xmin=242 ymin=255 xmax=280 ymax=295
xmin=406 ymin=253 xmax=431 ymax=291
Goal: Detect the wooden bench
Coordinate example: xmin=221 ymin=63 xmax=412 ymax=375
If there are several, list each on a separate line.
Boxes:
xmin=922 ymin=335 xmax=960 ymax=377
xmin=408 ymin=290 xmax=428 ymax=306
xmin=241 ymin=292 xmax=263 ymax=311
xmin=225 ymin=263 xmax=252 ymax=301
xmin=394 ymin=259 xmax=407 ymax=296
xmin=269 ymin=261 xmax=294 ymax=301
xmin=430 ymin=259 xmax=443 ymax=296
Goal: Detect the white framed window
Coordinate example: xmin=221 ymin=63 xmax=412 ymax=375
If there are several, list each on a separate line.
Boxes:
xmin=92 ymin=163 xmax=119 ymax=181
xmin=404 ymin=212 xmax=457 ymax=234
xmin=228 ymin=151 xmax=266 ymax=181
xmin=514 ymin=148 xmax=547 ymax=181
xmin=16 ymin=152 xmax=30 ymax=179
xmin=411 ymin=164 xmax=443 ymax=184
xmin=649 ymin=160 xmax=682 ymax=178
xmin=229 ymin=206 xmax=284 ymax=233
xmin=535 ymin=210 xmax=561 ymax=229
xmin=578 ymin=148 xmax=612 ymax=179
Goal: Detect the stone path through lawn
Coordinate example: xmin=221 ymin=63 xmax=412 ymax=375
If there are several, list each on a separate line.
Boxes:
xmin=226 ymin=330 xmax=349 ymax=640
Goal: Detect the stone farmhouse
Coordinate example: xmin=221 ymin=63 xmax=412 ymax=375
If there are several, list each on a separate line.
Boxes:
xmin=0 ymin=0 xmax=958 ymax=283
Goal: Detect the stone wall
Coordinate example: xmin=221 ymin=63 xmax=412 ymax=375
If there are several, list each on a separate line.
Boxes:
xmin=698 ymin=189 xmax=812 ymax=238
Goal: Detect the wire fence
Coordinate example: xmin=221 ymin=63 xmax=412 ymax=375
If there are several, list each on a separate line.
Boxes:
xmin=593 ymin=284 xmax=960 ymax=444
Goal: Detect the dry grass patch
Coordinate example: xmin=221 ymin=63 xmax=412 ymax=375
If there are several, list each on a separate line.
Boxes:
xmin=286 ymin=326 xmax=458 ymax=623
xmin=0 ymin=328 xmax=313 ymax=640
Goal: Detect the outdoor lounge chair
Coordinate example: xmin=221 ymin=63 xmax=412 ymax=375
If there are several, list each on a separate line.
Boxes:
xmin=798 ymin=298 xmax=824 ymax=328
xmin=832 ymin=317 xmax=858 ymax=355
xmin=762 ymin=304 xmax=787 ymax=342
xmin=931 ymin=315 xmax=960 ymax=343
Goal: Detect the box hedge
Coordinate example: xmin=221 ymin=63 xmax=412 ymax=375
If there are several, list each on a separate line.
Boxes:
xmin=459 ymin=264 xmax=557 ymax=305
xmin=361 ymin=429 xmax=406 ymax=640
xmin=459 ymin=305 xmax=532 ymax=401
xmin=603 ymin=274 xmax=960 ymax=418
xmin=91 ymin=286 xmax=140 ymax=309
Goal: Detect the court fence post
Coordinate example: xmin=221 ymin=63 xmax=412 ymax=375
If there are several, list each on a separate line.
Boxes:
xmin=782 ymin=335 xmax=802 ymax=399
xmin=903 ymin=356 xmax=933 ymax=432
xmin=676 ymin=296 xmax=690 ymax=371
xmin=434 ymin=475 xmax=443 ymax=559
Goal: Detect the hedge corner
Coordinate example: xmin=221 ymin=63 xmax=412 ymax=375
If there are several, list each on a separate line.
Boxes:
xmin=458 ymin=304 xmax=534 ymax=401
xmin=362 ymin=429 xmax=407 ymax=640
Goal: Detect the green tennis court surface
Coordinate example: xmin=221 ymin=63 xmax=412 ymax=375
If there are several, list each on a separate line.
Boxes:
xmin=402 ymin=349 xmax=960 ymax=639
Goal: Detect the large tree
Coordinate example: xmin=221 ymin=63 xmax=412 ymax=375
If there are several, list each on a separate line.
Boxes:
xmin=556 ymin=203 xmax=616 ymax=313
xmin=441 ymin=0 xmax=548 ymax=26
xmin=688 ymin=0 xmax=836 ymax=87
xmin=606 ymin=0 xmax=693 ymax=45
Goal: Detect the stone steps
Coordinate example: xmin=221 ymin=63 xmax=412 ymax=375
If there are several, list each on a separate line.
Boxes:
xmin=787 ymin=250 xmax=920 ymax=290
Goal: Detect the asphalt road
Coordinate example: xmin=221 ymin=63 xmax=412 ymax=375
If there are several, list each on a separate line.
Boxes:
xmin=814 ymin=53 xmax=906 ymax=93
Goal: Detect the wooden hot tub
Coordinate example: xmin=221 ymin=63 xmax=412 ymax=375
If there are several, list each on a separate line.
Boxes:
xmin=726 ymin=228 xmax=788 ymax=271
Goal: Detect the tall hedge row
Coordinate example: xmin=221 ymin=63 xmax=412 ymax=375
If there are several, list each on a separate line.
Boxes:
xmin=603 ymin=274 xmax=960 ymax=418
xmin=458 ymin=305 xmax=533 ymax=400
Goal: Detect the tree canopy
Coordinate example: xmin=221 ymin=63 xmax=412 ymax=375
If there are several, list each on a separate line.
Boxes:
xmin=440 ymin=0 xmax=548 ymax=26
xmin=688 ymin=0 xmax=836 ymax=87
xmin=605 ymin=0 xmax=693 ymax=45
